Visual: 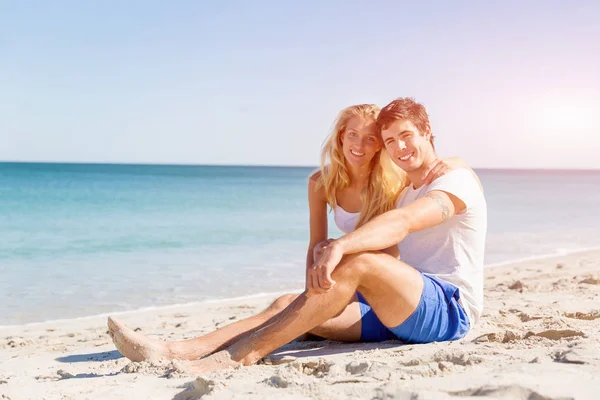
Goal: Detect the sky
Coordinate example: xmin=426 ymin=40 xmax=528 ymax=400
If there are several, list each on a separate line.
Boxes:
xmin=1 ymin=1 xmax=599 ymax=169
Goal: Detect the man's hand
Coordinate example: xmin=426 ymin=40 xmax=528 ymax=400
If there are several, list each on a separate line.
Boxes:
xmin=306 ymin=241 xmax=344 ymax=294
xmin=305 ymin=238 xmax=334 ymax=292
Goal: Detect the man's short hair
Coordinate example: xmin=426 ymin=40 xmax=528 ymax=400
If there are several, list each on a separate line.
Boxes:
xmin=377 ymin=97 xmax=435 ymax=149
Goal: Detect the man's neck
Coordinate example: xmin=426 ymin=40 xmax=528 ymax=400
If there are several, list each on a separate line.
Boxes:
xmin=407 ymin=154 xmax=438 ymax=189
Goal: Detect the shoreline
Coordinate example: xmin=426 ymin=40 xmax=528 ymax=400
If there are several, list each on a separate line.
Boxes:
xmin=484 ymin=245 xmax=600 ymax=268
xmin=3 ymin=246 xmax=600 ymax=330
xmin=0 ymin=290 xmax=301 ymax=331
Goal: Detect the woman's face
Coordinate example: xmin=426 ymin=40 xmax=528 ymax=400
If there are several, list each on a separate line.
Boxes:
xmin=341 ymin=116 xmax=382 ymax=168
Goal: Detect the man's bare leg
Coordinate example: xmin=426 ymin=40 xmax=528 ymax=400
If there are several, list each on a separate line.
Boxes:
xmin=186 ymin=252 xmax=423 ymax=374
xmin=108 ymin=293 xmax=363 ymax=362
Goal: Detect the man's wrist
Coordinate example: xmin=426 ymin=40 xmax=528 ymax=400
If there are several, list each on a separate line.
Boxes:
xmin=334 ymin=236 xmax=350 ymax=255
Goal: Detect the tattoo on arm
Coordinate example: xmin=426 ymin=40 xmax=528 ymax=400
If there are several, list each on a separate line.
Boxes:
xmin=425 ymin=192 xmax=449 ymax=221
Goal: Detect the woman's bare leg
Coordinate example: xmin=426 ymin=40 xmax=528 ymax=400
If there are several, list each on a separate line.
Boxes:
xmin=108 ymin=293 xmax=363 ymax=362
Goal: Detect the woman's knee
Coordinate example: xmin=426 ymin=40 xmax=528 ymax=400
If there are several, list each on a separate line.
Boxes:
xmin=267 ymin=293 xmax=298 ymax=313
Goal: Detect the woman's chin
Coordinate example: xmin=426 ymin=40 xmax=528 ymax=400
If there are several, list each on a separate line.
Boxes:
xmin=345 ymin=156 xmax=373 ymax=168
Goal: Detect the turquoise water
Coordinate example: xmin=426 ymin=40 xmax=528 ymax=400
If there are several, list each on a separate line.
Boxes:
xmin=1 ymin=163 xmax=600 ymax=325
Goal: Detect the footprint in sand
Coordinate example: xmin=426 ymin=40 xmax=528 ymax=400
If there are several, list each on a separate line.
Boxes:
xmin=265 ymin=375 xmax=291 ymax=388
xmin=508 ymin=280 xmax=527 ymax=292
xmin=554 ymin=344 xmax=600 ymax=365
xmin=524 ymin=329 xmax=585 ymax=340
xmin=508 ymin=308 xmax=544 ymax=322
xmin=433 ymin=350 xmax=486 ymax=366
xmin=552 ymin=278 xmax=571 ymax=289
xmin=57 ymin=369 xmax=75 ymax=380
xmin=450 ymin=385 xmax=561 ymax=399
xmin=121 ymin=360 xmax=187 ymax=378
xmin=564 ymin=311 xmax=600 ymax=320
xmin=345 ymin=361 xmax=370 ymax=375
xmin=298 ymin=359 xmax=334 ymax=377
xmin=579 ymin=277 xmax=600 ymax=285
xmin=518 ymin=313 xmax=543 ymax=322
xmin=173 ymin=377 xmax=219 ymax=400
xmin=6 ymin=339 xmax=33 ymax=348
xmin=473 ymin=330 xmax=521 ymax=343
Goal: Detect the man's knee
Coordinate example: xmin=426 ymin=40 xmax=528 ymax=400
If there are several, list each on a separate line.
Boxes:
xmin=335 ymin=251 xmax=383 ymax=279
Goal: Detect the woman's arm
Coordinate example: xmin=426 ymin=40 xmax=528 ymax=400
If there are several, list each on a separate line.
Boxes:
xmin=306 ymin=173 xmax=328 ymax=270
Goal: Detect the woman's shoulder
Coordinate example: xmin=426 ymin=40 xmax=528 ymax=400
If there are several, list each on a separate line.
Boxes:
xmin=309 ymin=168 xmax=322 ymax=182
xmin=308 ymin=168 xmax=332 ymax=205
xmin=308 ymin=169 xmax=325 ymax=196
xmin=309 ymin=164 xmax=333 ymax=181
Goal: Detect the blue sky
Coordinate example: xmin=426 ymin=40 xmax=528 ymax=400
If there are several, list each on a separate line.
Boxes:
xmin=1 ymin=1 xmax=599 ymax=169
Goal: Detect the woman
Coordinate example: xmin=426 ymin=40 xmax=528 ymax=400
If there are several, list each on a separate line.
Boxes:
xmin=307 ymin=104 xmax=404 ymax=271
xmin=107 ymin=104 xmax=467 ymax=363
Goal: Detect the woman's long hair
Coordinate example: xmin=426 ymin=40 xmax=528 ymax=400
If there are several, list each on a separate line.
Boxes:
xmin=317 ymin=104 xmax=406 ymax=228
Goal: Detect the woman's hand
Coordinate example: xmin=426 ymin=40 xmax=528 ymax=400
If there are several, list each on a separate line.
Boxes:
xmin=421 ymin=157 xmax=469 ymax=185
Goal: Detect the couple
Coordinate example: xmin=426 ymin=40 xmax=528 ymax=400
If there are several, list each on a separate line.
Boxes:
xmin=108 ymin=97 xmax=487 ymax=375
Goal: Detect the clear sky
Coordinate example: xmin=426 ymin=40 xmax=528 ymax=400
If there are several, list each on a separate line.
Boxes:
xmin=1 ymin=1 xmax=599 ymax=169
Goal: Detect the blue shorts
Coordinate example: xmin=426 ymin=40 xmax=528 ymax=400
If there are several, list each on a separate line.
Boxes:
xmin=357 ymin=273 xmax=470 ymax=343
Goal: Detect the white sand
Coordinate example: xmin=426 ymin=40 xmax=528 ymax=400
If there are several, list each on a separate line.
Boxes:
xmin=1 ymin=250 xmax=599 ymax=400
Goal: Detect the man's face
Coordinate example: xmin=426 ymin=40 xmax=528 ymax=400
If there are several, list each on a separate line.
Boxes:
xmin=381 ymin=119 xmax=432 ymax=172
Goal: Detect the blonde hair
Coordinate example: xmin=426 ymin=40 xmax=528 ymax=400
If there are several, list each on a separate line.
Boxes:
xmin=317 ymin=104 xmax=406 ymax=228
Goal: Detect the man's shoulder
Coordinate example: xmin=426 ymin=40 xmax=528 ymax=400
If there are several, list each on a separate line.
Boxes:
xmin=421 ymin=168 xmax=486 ymax=213
xmin=429 ymin=168 xmax=474 ymax=187
xmin=429 ymin=169 xmax=483 ymax=197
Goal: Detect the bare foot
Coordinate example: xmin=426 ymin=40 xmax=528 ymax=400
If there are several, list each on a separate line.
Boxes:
xmin=107 ymin=317 xmax=170 ymax=362
xmin=187 ymin=350 xmax=240 ymax=375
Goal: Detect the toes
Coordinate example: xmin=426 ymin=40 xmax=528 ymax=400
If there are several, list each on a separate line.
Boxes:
xmin=107 ymin=317 xmax=116 ymax=333
xmin=107 ymin=316 xmax=119 ymax=331
xmin=107 ymin=316 xmax=131 ymax=335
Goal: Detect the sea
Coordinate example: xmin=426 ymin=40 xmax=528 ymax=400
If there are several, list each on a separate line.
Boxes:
xmin=1 ymin=162 xmax=599 ymax=326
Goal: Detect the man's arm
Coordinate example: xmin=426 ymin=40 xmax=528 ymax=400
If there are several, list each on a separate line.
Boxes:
xmin=338 ymin=190 xmax=465 ymax=254
xmin=306 ymin=190 xmax=466 ymax=293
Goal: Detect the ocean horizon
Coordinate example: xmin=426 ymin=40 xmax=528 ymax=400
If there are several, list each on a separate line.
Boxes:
xmin=2 ymin=160 xmax=600 ymax=172
xmin=2 ymin=162 xmax=599 ymax=326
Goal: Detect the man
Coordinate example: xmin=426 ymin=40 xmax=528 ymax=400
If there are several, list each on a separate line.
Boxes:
xmin=108 ymin=97 xmax=487 ymax=374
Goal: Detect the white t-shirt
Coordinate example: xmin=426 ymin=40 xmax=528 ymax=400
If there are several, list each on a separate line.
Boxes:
xmin=396 ymin=168 xmax=487 ymax=324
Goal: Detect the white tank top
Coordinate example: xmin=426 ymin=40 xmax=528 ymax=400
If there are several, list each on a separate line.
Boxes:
xmin=333 ymin=203 xmax=360 ymax=233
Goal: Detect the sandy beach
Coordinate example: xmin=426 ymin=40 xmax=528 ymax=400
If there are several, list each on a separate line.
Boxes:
xmin=1 ymin=250 xmax=599 ymax=400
